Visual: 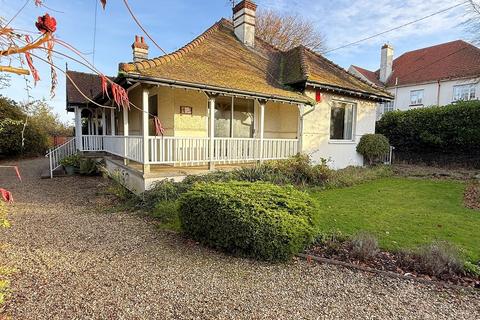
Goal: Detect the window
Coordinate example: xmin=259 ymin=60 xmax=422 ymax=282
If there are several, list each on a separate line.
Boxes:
xmin=381 ymin=101 xmax=394 ymax=113
xmin=330 ymin=101 xmax=355 ymax=140
xmin=453 ymin=84 xmax=476 ymax=102
xmin=214 ymin=97 xmax=254 ymax=138
xmin=410 ymin=90 xmax=424 ymax=106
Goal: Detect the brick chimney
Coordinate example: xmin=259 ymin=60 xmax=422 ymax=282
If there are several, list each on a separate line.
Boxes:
xmin=233 ymin=0 xmax=257 ymax=47
xmin=132 ymin=35 xmax=149 ymax=62
xmin=380 ymin=43 xmax=394 ymax=83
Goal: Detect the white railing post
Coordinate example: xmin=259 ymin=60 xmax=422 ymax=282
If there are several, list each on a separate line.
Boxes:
xmin=142 ymin=88 xmax=150 ymax=172
xmin=110 ymin=108 xmax=115 ymax=136
xmin=258 ymin=99 xmax=266 ymax=162
xmin=101 ymin=108 xmax=106 ymax=135
xmin=74 ymin=106 xmax=83 ymax=151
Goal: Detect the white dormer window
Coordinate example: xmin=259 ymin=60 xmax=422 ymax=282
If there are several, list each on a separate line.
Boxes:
xmin=453 ymin=84 xmax=476 ymax=102
xmin=410 ymin=89 xmax=424 ymax=106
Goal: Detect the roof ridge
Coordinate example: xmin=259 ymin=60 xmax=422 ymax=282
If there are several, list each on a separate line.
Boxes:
xmin=297 ymin=46 xmax=310 ymax=80
xmin=120 ymin=18 xmax=228 ymax=73
xmin=301 ymin=46 xmax=389 ymax=93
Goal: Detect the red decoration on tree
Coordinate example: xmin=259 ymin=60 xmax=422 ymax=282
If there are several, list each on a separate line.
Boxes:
xmin=100 ymin=75 xmax=110 ymax=99
xmin=35 ymin=14 xmax=57 ymax=34
xmin=0 ymin=189 xmax=13 ymax=204
xmin=24 ymin=35 xmax=40 ymax=84
xmin=35 ymin=0 xmax=43 ymax=7
xmin=153 ymin=116 xmax=165 ymax=136
xmin=111 ymin=83 xmax=129 ymax=110
xmin=100 ymin=0 xmax=107 ymax=10
xmin=315 ymin=90 xmax=322 ymax=103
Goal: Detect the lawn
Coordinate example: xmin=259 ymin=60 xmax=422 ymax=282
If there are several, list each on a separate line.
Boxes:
xmin=310 ymin=177 xmax=480 ymax=262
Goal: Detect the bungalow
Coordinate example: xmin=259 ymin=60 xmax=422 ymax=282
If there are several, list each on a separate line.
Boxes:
xmin=61 ymin=0 xmax=392 ymax=192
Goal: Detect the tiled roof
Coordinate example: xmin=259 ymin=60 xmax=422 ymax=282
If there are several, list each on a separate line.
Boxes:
xmin=120 ymin=19 xmax=391 ymax=102
xmin=350 ymin=65 xmax=382 ymax=87
xmin=353 ymin=40 xmax=480 ymax=87
xmin=66 ymin=70 xmax=113 ymax=107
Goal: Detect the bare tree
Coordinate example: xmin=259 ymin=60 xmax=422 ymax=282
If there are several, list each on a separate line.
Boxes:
xmin=465 ymin=0 xmax=480 ymax=45
xmin=255 ymin=9 xmax=327 ymax=52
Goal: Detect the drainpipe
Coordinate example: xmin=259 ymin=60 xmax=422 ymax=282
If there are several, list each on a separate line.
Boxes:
xmin=437 ymin=80 xmax=441 ymax=106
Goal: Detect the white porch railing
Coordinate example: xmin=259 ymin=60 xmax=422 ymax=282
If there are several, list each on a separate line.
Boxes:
xmin=82 ymin=135 xmax=299 ymax=166
xmin=45 ymin=137 xmax=76 ymax=178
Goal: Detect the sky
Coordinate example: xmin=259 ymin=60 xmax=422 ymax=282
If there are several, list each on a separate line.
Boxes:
xmin=0 ymin=0 xmax=472 ymax=124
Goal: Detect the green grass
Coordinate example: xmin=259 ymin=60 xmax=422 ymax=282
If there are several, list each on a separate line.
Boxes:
xmin=310 ymin=177 xmax=480 ymax=262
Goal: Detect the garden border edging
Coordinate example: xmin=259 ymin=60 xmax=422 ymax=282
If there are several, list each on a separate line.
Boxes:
xmin=296 ymin=253 xmax=478 ymax=292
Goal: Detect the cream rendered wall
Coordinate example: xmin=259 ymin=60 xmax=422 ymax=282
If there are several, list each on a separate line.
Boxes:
xmin=302 ymin=89 xmax=377 ymax=169
xmin=255 ymin=101 xmax=299 ymax=139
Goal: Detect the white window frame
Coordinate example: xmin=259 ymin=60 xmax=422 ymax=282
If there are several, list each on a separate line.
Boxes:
xmin=381 ymin=101 xmax=394 ymax=113
xmin=410 ymin=89 xmax=424 ymax=106
xmin=329 ymin=100 xmax=357 ymax=142
xmin=453 ymin=84 xmax=476 ymax=102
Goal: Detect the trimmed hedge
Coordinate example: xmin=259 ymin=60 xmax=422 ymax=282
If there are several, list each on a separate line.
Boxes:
xmin=179 ymin=182 xmax=317 ymax=261
xmin=377 ymin=101 xmax=480 ymax=154
xmin=356 ymin=134 xmax=390 ymax=165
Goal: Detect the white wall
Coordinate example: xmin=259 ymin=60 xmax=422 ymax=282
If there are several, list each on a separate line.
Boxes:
xmin=378 ymin=78 xmax=480 ymax=116
xmin=302 ymin=89 xmax=377 ymax=169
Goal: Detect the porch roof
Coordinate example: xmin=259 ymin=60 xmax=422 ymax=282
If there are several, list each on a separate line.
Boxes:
xmin=66 ymin=70 xmax=114 ymax=111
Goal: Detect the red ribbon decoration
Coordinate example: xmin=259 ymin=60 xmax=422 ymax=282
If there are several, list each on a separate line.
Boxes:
xmin=153 ymin=116 xmax=165 ymax=136
xmin=0 ymin=189 xmax=13 ymax=204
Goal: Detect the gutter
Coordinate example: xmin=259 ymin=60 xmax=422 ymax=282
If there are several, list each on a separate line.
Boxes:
xmin=123 ymin=74 xmax=315 ymax=105
xmin=306 ymin=81 xmax=393 ymax=102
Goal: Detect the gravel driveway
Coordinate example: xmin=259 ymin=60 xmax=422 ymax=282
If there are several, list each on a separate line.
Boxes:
xmin=0 ymin=157 xmax=479 ymax=319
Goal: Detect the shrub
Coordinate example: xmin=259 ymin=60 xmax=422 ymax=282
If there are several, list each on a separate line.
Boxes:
xmin=0 ymin=201 xmax=10 ymax=228
xmin=377 ymin=101 xmax=480 ymax=155
xmin=151 ymin=201 xmax=181 ymax=231
xmin=350 ymin=232 xmax=378 ymax=261
xmin=399 ymin=241 xmax=464 ymax=277
xmin=78 ymin=158 xmax=101 ymax=175
xmin=0 ymin=118 xmax=49 ymax=156
xmin=179 ymin=182 xmax=317 ymax=261
xmin=60 ymin=153 xmax=81 ymax=167
xmin=356 ymin=134 xmax=390 ymax=165
xmin=323 ymin=165 xmax=393 ymax=189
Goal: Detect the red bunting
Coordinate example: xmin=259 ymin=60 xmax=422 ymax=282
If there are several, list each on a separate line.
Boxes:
xmin=24 ymin=35 xmax=40 ymax=85
xmin=153 ymin=116 xmax=165 ymax=136
xmin=100 ymin=0 xmax=107 ymax=9
xmin=0 ymin=189 xmax=13 ymax=204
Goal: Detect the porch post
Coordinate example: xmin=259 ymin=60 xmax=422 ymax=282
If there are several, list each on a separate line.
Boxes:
xmin=94 ymin=109 xmax=99 ymax=135
xmin=101 ymin=108 xmax=106 ymax=136
xmin=142 ymin=88 xmax=150 ymax=174
xmin=207 ymin=93 xmax=218 ymax=170
xmin=297 ymin=104 xmax=304 ymax=153
xmin=110 ymin=108 xmax=115 ymax=136
xmin=74 ymin=106 xmax=83 ymax=151
xmin=123 ymin=104 xmax=129 ymax=165
xmin=258 ymin=99 xmax=266 ymax=162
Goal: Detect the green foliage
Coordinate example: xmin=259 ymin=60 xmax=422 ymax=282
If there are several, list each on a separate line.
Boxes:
xmin=79 ymin=158 xmax=101 ymax=175
xmin=101 ymin=167 xmax=137 ymax=202
xmin=356 ymin=134 xmax=390 ymax=165
xmin=151 ymin=201 xmax=181 ymax=231
xmin=0 ymin=118 xmax=49 ymax=156
xmin=0 ymin=202 xmax=10 ymax=229
xmin=59 ymin=153 xmax=81 ymax=167
xmin=179 ymin=182 xmax=317 ymax=261
xmin=377 ymin=101 xmax=480 ymax=154
xmin=323 ymin=165 xmax=393 ymax=189
xmin=464 ymin=261 xmax=480 ymax=277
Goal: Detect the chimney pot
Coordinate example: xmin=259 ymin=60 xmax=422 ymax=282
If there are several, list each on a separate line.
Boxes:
xmin=233 ymin=0 xmax=257 ymax=47
xmin=132 ymin=35 xmax=149 ymax=62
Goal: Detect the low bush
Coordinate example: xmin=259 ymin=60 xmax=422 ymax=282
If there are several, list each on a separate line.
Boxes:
xmin=78 ymin=158 xmax=102 ymax=176
xmin=350 ymin=232 xmax=378 ymax=261
xmin=356 ymin=134 xmax=390 ymax=165
xmin=179 ymin=181 xmax=317 ymax=261
xmin=399 ymin=241 xmax=464 ymax=277
xmin=323 ymin=165 xmax=393 ymax=189
xmin=151 ymin=200 xmax=181 ymax=231
xmin=59 ymin=153 xmax=80 ymax=168
xmin=0 ymin=118 xmax=49 ymax=156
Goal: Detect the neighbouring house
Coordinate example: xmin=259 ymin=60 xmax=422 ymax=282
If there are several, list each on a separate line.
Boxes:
xmin=349 ymin=40 xmax=480 ymax=118
xmin=62 ymin=0 xmax=392 ymax=192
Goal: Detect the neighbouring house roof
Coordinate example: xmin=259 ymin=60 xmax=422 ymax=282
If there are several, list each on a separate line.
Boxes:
xmin=349 ymin=65 xmax=382 ymax=87
xmin=66 ymin=70 xmax=114 ymax=111
xmin=352 ymin=40 xmax=480 ymax=87
xmin=119 ymin=19 xmax=392 ymax=103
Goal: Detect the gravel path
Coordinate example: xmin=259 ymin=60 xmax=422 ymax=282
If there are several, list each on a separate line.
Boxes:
xmin=0 ymin=157 xmax=479 ymax=319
